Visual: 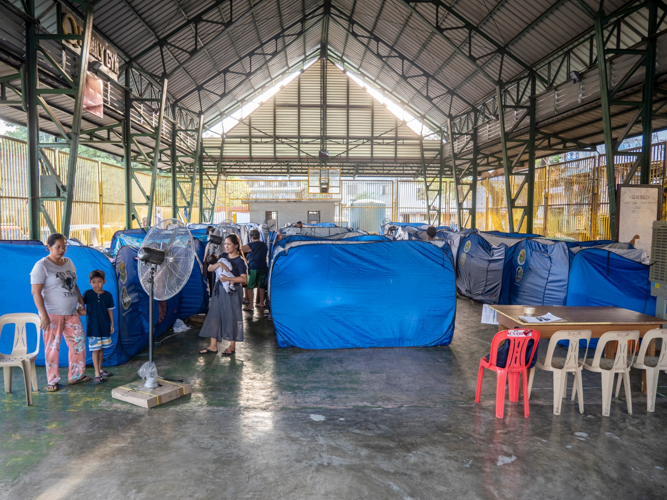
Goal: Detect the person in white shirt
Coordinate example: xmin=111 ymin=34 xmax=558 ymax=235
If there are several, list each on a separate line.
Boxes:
xmin=30 ymin=233 xmax=90 ymax=392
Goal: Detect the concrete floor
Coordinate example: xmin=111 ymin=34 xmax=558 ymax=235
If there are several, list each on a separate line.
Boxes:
xmin=1 ymin=298 xmax=666 ymax=499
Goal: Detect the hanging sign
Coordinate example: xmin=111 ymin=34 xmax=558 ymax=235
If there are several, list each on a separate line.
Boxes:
xmin=83 ymin=71 xmax=104 ymax=118
xmin=60 ymin=7 xmax=120 ymax=81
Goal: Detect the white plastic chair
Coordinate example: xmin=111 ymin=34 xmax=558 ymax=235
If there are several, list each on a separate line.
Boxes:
xmin=631 ymin=329 xmax=667 ymax=412
xmin=0 ymin=313 xmax=41 ymax=406
xmin=527 ymin=330 xmax=591 ymax=415
xmin=582 ymin=330 xmax=640 ymax=417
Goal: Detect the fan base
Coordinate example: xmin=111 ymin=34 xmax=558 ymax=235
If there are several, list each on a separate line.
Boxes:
xmin=112 ymin=378 xmax=191 ymax=408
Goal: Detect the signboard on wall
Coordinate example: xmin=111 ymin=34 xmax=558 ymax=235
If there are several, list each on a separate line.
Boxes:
xmin=616 ymin=184 xmax=662 ymax=257
xmin=60 ymin=6 xmax=120 ymax=81
xmin=83 ymin=71 xmax=104 ymax=118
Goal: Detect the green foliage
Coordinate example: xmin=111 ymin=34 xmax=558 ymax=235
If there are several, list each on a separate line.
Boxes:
xmin=3 ymin=123 xmax=122 ymax=166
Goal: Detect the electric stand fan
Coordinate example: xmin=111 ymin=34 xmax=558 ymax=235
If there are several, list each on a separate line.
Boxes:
xmin=112 ymin=219 xmax=195 ymax=408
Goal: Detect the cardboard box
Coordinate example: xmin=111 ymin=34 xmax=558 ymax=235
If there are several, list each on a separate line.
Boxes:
xmin=111 ymin=378 xmax=191 ymax=408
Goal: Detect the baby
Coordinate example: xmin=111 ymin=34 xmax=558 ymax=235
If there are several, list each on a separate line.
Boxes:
xmin=207 ymin=255 xmax=236 ymax=293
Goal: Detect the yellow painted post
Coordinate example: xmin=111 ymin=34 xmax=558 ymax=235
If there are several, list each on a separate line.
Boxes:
xmin=98 ymin=161 xmax=104 ymax=245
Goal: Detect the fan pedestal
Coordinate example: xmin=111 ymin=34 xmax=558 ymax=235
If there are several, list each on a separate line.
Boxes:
xmin=112 ymin=219 xmax=196 ymax=408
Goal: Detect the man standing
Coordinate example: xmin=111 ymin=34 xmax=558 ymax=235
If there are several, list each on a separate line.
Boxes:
xmin=241 ymin=229 xmax=269 ymax=310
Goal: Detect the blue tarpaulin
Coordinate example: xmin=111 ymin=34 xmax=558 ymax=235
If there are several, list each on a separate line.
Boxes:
xmin=109 ymin=228 xmax=147 ymax=257
xmin=507 ymin=238 xmax=570 ymax=306
xmin=108 ymin=229 xmax=208 ymax=319
xmin=270 ymin=240 xmax=456 ymax=349
xmin=567 ymin=248 xmax=655 ymax=314
xmin=456 ymin=232 xmax=527 ymax=304
xmin=0 ymin=243 xmax=121 ymax=366
xmin=177 ymin=238 xmax=209 ymax=319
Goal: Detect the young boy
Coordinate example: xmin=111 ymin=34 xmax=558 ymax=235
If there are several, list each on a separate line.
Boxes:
xmin=82 ymin=270 xmax=115 ymax=383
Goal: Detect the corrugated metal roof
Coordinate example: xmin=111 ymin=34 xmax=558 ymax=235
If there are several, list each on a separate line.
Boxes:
xmin=52 ymin=0 xmax=644 ymax=132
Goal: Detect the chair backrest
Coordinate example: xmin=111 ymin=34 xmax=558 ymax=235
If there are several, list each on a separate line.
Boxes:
xmin=488 ymin=329 xmax=540 ymax=372
xmin=544 ymin=330 xmax=592 ymax=370
xmin=0 ymin=313 xmax=41 ymax=358
xmin=636 ymin=329 xmax=667 ymax=369
xmin=590 ymin=330 xmax=640 ymax=371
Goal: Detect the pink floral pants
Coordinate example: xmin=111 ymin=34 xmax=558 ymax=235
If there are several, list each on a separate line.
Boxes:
xmin=44 ymin=314 xmax=86 ymax=385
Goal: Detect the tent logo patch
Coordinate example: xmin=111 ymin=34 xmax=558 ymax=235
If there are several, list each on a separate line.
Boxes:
xmin=119 ymin=261 xmax=127 ymax=284
xmin=464 ymin=241 xmax=471 ymax=253
xmin=121 ymin=286 xmax=131 ymax=309
xmin=518 ymin=250 xmax=526 ymax=265
xmin=516 ymin=266 xmax=523 ymax=282
xmin=459 ymin=253 xmax=467 ymax=267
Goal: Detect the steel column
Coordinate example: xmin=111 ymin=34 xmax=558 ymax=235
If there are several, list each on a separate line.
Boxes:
xmin=188 ymin=114 xmax=204 ymax=223
xmin=62 ymin=3 xmax=94 ymax=237
xmin=526 ymin=74 xmax=537 ymax=233
xmin=496 ymin=84 xmax=515 ymax=233
xmin=595 ymin=17 xmax=618 ymax=236
xmin=171 ymin=105 xmax=178 ymax=219
xmin=146 ymin=78 xmax=168 ymax=226
xmin=641 ymin=0 xmax=658 ymax=184
xmin=25 ymin=0 xmax=40 ymax=240
xmin=124 ymin=67 xmax=134 ymax=228
xmin=470 ymin=125 xmax=478 ymax=229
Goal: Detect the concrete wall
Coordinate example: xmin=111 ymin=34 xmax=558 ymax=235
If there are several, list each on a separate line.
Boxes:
xmin=247 ymin=201 xmax=336 ymax=227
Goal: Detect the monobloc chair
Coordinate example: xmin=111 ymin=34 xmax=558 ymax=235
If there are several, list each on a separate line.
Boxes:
xmin=630 ymin=329 xmax=667 ymax=412
xmin=0 ymin=313 xmax=41 ymax=406
xmin=475 ymin=329 xmax=540 ymax=418
xmin=581 ymin=330 xmax=639 ymax=417
xmin=527 ymin=330 xmax=591 ymax=415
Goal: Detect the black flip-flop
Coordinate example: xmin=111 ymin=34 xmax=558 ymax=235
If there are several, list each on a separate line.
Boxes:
xmin=100 ymin=370 xmax=113 ymax=377
xmin=221 ymin=350 xmax=235 ymax=356
xmin=199 ymin=348 xmax=217 ymax=354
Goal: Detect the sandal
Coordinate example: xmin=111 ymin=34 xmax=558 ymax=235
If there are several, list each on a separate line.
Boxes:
xmin=68 ymin=375 xmax=91 ymax=385
xmin=199 ymin=348 xmax=217 ymax=354
xmin=255 ymin=303 xmax=266 ymax=308
xmin=100 ymin=370 xmax=113 ymax=377
xmin=94 ymin=376 xmax=105 ymax=384
xmin=221 ymin=349 xmax=235 ymax=355
xmin=46 ymin=384 xmax=59 ymax=392
xmin=243 ymin=307 xmax=253 ymax=311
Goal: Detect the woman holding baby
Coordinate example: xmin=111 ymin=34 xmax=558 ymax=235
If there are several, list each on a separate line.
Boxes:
xmin=199 ymin=234 xmax=248 ymax=356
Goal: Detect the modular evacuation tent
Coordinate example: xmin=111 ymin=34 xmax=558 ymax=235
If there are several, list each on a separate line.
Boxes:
xmin=456 ymin=232 xmax=529 ymax=304
xmin=113 ymin=245 xmax=180 ymax=362
xmin=567 ymin=247 xmax=654 ymax=314
xmin=507 ymin=238 xmax=571 ymax=306
xmin=109 ymin=228 xmax=148 ymax=257
xmin=0 ymin=242 xmax=120 ymax=367
xmin=269 ymin=240 xmax=456 ymax=349
xmin=108 ymin=229 xmax=208 ymax=320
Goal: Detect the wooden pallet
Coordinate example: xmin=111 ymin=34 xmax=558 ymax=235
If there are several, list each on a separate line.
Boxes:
xmin=111 ymin=378 xmax=191 ymax=408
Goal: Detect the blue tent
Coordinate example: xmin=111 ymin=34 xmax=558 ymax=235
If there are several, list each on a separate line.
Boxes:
xmin=109 ymin=228 xmax=147 ymax=257
xmin=269 ymin=240 xmax=456 ymax=349
xmin=567 ymin=247 xmax=655 ymax=314
xmin=0 ymin=239 xmax=43 ymax=245
xmin=177 ymin=238 xmax=209 ymax=319
xmin=107 ymin=229 xmax=208 ymax=319
xmin=0 ymin=243 xmax=121 ymax=366
xmin=456 ymin=232 xmax=528 ymax=304
xmin=113 ymin=246 xmax=180 ymax=362
xmin=507 ymin=238 xmax=570 ymax=305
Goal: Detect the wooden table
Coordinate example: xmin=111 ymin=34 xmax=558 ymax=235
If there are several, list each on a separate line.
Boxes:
xmin=490 ymin=305 xmax=664 ymax=393
xmin=489 ymin=306 xmax=664 ymax=338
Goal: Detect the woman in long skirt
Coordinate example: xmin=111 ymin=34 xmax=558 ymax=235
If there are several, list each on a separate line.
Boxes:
xmin=199 ymin=234 xmax=248 ymax=355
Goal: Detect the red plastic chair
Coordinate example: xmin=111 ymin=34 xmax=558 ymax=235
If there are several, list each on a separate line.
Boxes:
xmin=475 ymin=329 xmax=540 ymax=418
